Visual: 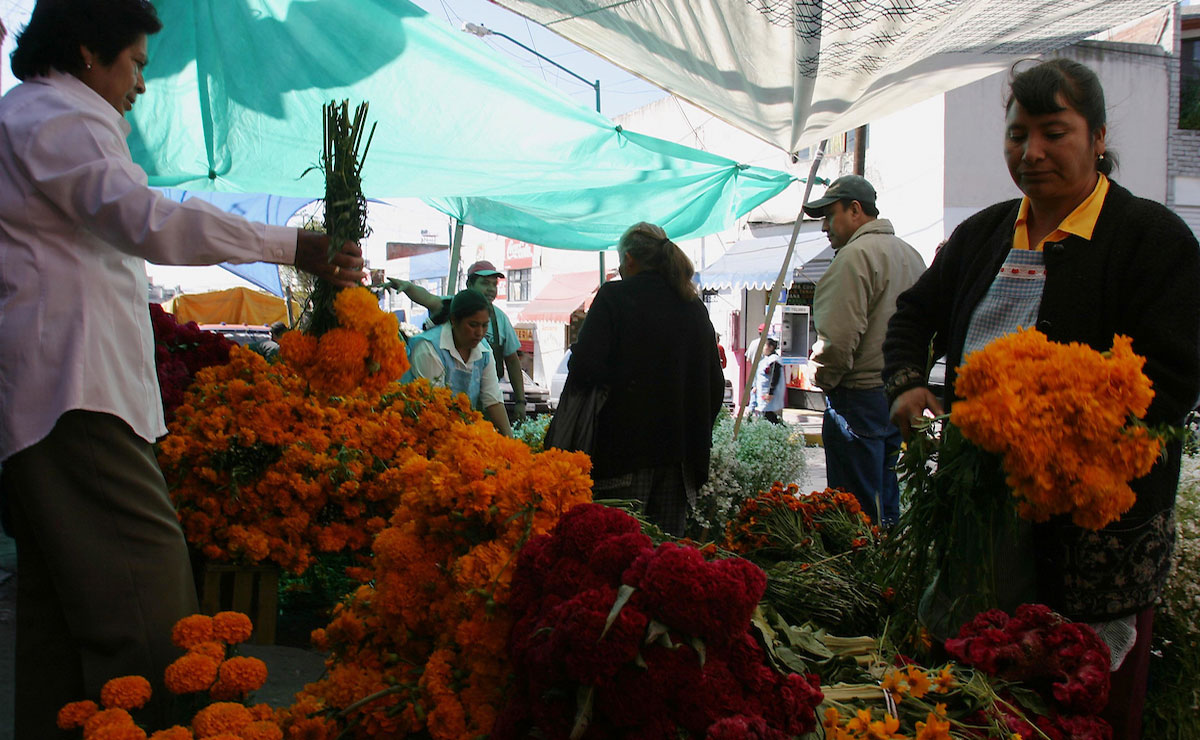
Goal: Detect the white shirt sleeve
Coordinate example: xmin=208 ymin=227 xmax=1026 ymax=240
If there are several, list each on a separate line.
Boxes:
xmin=18 ymin=84 xmax=295 ymax=266
xmin=479 ymin=351 xmax=503 ymax=408
xmin=409 ymin=339 xmax=447 ymax=383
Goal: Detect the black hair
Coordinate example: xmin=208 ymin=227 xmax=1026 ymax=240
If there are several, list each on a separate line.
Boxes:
xmin=449 ymin=289 xmax=490 ymax=323
xmin=1007 ymin=58 xmax=1116 ymax=176
xmin=839 ymin=198 xmax=879 ymax=218
xmin=11 ymin=0 xmax=162 ymax=81
xmin=270 ymin=322 xmax=287 ymax=339
xmin=618 ymin=222 xmax=696 ymax=302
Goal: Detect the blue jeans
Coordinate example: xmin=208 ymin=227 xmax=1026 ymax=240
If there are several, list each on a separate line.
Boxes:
xmin=822 ymin=387 xmax=902 ymax=526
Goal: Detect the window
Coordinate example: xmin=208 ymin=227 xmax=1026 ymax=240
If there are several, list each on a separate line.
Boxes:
xmin=508 ymin=268 xmax=531 ymax=302
xmin=1182 ymin=38 xmax=1200 ymax=129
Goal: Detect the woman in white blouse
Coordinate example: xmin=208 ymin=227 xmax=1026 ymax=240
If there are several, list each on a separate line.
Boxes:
xmin=403 ymin=290 xmax=513 ymax=437
xmin=0 ymin=1 xmax=365 ymax=734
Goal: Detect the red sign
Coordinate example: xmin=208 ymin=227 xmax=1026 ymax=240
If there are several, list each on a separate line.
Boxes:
xmin=504 ymin=239 xmax=534 ymax=270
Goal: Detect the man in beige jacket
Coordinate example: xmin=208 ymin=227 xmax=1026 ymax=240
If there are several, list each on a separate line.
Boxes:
xmin=804 ymin=176 xmax=925 ymax=525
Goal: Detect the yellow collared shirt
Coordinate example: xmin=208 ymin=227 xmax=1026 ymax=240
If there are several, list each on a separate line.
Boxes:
xmin=1013 ymin=174 xmax=1109 ymax=251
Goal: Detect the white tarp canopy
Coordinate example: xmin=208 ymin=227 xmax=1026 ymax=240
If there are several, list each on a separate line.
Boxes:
xmin=492 ymin=0 xmax=1172 ymax=154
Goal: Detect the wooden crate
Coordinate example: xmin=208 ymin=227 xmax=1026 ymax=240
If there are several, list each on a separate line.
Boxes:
xmin=197 ymin=563 xmax=279 ymax=645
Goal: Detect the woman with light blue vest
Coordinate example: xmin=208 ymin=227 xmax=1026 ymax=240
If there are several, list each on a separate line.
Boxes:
xmin=403 ymin=290 xmax=513 ymax=436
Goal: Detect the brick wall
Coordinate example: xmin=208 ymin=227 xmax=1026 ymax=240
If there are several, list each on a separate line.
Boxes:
xmin=1169 ymin=5 xmax=1200 ymax=204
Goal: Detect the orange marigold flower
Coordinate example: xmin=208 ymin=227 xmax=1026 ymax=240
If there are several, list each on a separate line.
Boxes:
xmin=211 ymin=611 xmax=254 ymax=644
xmin=279 ymin=331 xmax=318 ymax=369
xmin=210 ymin=656 xmax=268 ymax=699
xmin=171 ymin=614 xmax=214 ymax=649
xmin=148 ymin=728 xmax=193 ymax=740
xmin=88 ymin=722 xmax=148 ymax=740
xmin=57 ymin=700 xmax=98 ymax=729
xmin=188 ymin=641 xmax=227 ymax=662
xmin=192 ymin=702 xmax=253 ymax=738
xmin=164 ymin=653 xmax=219 ymax=694
xmin=99 ymin=675 xmax=152 ymax=711
xmin=240 ymin=720 xmax=284 ymax=740
xmin=82 ymin=708 xmax=136 ymax=736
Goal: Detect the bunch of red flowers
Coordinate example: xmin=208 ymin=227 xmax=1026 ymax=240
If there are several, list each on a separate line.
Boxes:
xmin=149 ymin=303 xmax=235 ymax=424
xmin=945 ymin=604 xmax=1112 ymax=739
xmin=499 ymin=504 xmax=823 ymax=740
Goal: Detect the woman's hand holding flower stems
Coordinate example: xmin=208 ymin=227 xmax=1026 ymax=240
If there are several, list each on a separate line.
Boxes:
xmin=890 ymin=386 xmax=944 ymax=441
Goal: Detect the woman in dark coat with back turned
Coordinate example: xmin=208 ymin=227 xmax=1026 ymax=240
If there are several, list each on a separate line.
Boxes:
xmin=568 ymin=222 xmax=725 ymax=535
xmin=883 ymin=58 xmax=1200 ymax=739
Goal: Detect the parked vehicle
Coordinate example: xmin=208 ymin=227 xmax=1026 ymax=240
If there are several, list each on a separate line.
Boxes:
xmin=198 ymin=323 xmax=273 ymax=346
xmin=549 ymin=350 xmax=571 ymax=410
xmin=501 ymin=370 xmax=552 ymax=417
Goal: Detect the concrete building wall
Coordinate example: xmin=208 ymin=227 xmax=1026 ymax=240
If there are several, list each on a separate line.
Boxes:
xmin=944 ymin=40 xmax=1171 ymax=241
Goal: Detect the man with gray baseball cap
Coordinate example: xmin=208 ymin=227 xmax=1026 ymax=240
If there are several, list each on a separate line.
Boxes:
xmin=803 ymin=175 xmax=925 ymax=526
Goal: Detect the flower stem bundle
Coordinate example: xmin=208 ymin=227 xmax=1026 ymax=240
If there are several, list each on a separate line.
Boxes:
xmin=307 ymin=99 xmax=376 ymax=337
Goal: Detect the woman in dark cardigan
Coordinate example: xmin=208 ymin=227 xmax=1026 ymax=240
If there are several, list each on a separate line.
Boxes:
xmin=883 ymin=59 xmax=1200 ymax=738
xmin=567 ymin=222 xmax=725 ymax=536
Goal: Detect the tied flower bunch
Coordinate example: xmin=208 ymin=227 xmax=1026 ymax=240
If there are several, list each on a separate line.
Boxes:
xmin=150 ymin=303 xmax=235 ymax=425
xmin=278 ymin=287 xmax=407 ymax=396
xmin=277 ymin=431 xmax=593 ymax=739
xmin=497 ymin=503 xmax=824 ymax=740
xmin=944 ymin=604 xmax=1112 ymax=739
xmin=58 ymin=612 xmax=281 ymax=740
xmin=819 ymin=605 xmax=1111 ymax=739
xmin=160 ymin=348 xmax=472 ymax=573
xmin=160 ymin=286 xmax=475 ymax=573
xmin=724 ymin=485 xmax=885 ymax=636
xmin=952 ymin=329 xmax=1162 ymax=530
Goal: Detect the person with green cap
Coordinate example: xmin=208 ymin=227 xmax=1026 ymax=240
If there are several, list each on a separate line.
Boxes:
xmin=464 ymin=260 xmax=526 ymax=423
xmin=402 ymin=289 xmax=513 ymax=437
xmin=803 ymin=174 xmax=925 ymax=526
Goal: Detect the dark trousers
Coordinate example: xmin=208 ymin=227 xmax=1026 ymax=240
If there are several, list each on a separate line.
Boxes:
xmin=1 ymin=411 xmax=198 ymax=738
xmin=822 ymin=387 xmax=902 ymax=526
xmin=1101 ymin=607 xmax=1154 ymax=740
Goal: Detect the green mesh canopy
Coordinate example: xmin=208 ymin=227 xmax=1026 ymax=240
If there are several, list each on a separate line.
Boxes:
xmin=127 ymin=0 xmax=795 ymax=250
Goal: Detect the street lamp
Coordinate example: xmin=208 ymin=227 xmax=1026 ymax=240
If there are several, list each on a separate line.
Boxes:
xmin=462 ymin=21 xmax=608 ymax=286
xmin=462 ymin=23 xmax=601 ymax=114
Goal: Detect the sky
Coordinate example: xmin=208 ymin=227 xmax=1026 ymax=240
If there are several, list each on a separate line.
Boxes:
xmin=0 ymin=0 xmax=667 ymax=292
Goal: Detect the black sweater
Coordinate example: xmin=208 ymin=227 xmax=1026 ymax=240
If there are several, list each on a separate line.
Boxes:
xmin=883 ymin=180 xmax=1200 ymax=620
xmin=569 ymin=271 xmax=725 ymax=487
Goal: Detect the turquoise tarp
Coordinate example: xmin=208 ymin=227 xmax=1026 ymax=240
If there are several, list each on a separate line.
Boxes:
xmin=128 ymin=0 xmax=796 ymax=251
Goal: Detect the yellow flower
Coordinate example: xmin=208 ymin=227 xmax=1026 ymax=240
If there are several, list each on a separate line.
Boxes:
xmin=933 ymin=667 xmax=956 ymax=693
xmin=905 ymin=665 xmax=931 ymax=699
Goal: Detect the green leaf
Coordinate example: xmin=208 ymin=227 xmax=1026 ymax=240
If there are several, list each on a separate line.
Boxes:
xmin=772 ymin=645 xmax=810 ymax=674
xmin=569 ymin=686 xmax=594 ymax=740
xmin=689 ymin=636 xmax=707 ymax=667
xmin=600 ymin=584 xmax=636 ymax=640
xmin=1006 ymin=684 xmax=1052 ymax=718
xmin=783 ymin=624 xmax=835 ymax=659
xmin=645 ymin=619 xmax=670 ymax=646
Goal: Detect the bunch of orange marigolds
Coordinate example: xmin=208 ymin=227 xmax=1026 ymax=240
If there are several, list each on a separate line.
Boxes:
xmin=157 ymin=286 xmax=596 ymax=738
xmin=58 ymin=612 xmax=277 ymax=739
xmin=279 ymin=419 xmax=593 ymax=738
xmin=160 ymin=287 xmax=473 ymax=572
xmin=951 ymin=329 xmax=1163 ymax=530
xmin=722 ymin=482 xmax=876 ymax=555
